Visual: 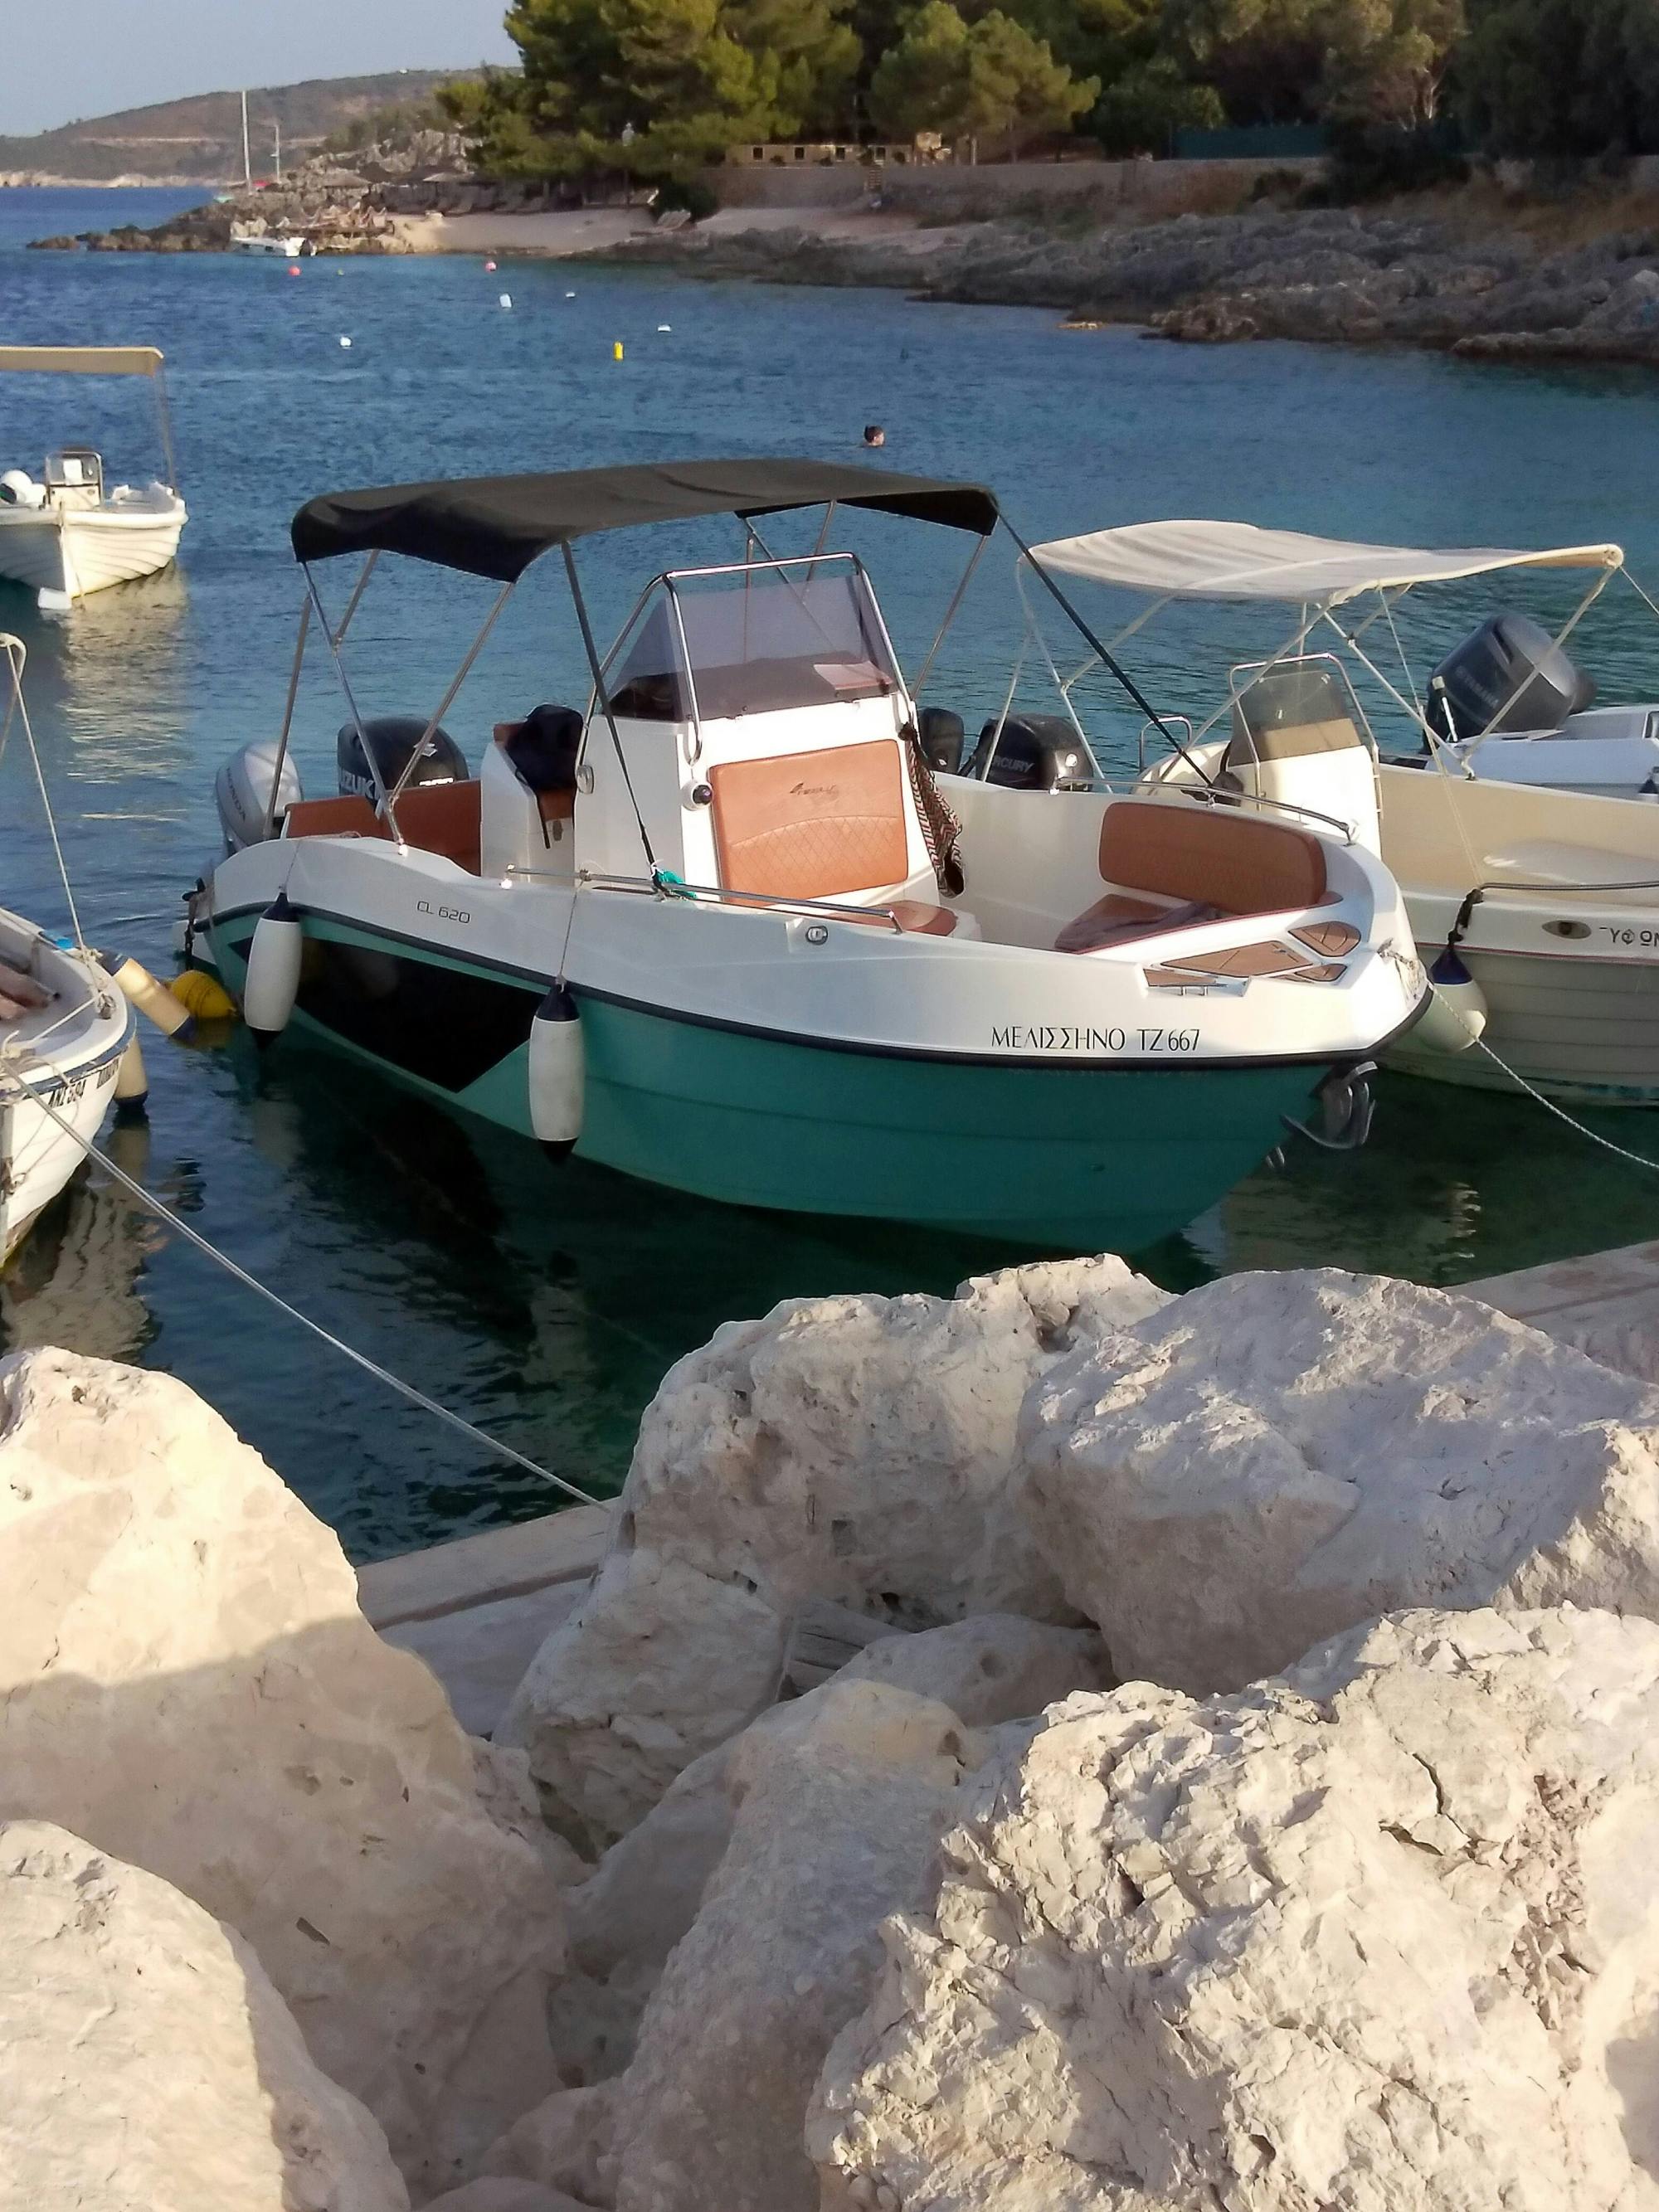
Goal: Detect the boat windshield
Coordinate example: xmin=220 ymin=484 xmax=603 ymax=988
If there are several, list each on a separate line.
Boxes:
xmin=606 ymin=557 xmax=900 ymax=722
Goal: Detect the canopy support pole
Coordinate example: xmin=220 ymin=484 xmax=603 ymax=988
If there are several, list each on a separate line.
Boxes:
xmin=387 ymin=581 xmax=514 ymax=809
xmin=262 ymin=590 xmax=314 ymax=838
xmin=912 ymin=535 xmax=986 ymax=706
xmin=153 ymin=359 xmax=180 ymax=494
xmin=330 ymin=552 xmax=379 ymax=650
xmin=562 ymin=542 xmax=659 ymax=878
xmin=304 ymin=563 xmax=401 ymax=839
xmin=1005 ymin=522 xmax=1214 ymax=785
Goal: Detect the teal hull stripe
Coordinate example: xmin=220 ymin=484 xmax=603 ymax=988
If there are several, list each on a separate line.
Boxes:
xmin=212 ymin=910 xmax=1330 ymax=1247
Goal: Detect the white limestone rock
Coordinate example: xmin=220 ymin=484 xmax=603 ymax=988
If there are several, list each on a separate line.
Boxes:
xmin=810 ymin=1606 xmax=1659 ymax=2211
xmin=838 ymin=1612 xmax=1110 ymax=1722
xmin=421 ymin=2183 xmax=597 ymax=2212
xmin=1020 ymin=1267 xmax=1659 ymax=1694
xmin=500 ymin=1257 xmax=1165 ymax=1842
xmin=608 ymin=1678 xmax=982 ymax=2212
xmin=0 ymin=1819 xmax=407 ymax=2212
xmin=479 ymin=2082 xmax=619 ymax=2207
xmin=0 ymin=1347 xmax=565 ymax=2192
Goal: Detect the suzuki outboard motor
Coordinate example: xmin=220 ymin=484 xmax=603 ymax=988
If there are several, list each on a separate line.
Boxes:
xmin=1427 ymin=613 xmax=1596 ymax=743
xmin=215 ymin=734 xmax=304 ymax=853
xmin=338 ymin=716 xmax=467 ymax=800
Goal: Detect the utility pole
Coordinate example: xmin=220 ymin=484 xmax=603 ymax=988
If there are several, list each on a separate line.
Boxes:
xmin=241 ymin=88 xmax=251 ymax=186
xmin=274 ymin=119 xmax=282 ymax=181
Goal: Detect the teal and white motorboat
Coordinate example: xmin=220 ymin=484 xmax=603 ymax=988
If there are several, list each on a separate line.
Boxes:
xmin=192 ymin=461 xmax=1425 ymax=1249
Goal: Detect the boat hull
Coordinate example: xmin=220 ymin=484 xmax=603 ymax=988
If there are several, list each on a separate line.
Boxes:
xmin=208 ymin=911 xmax=1337 ymax=1250
xmin=0 ymin=503 xmax=186 ymax=605
xmin=0 ymin=938 xmax=132 ymax=1262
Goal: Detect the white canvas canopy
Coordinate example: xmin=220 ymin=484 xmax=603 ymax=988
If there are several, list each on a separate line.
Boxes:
xmin=0 ymin=346 xmax=165 ymax=378
xmin=1030 ymin=521 xmax=1624 ymax=608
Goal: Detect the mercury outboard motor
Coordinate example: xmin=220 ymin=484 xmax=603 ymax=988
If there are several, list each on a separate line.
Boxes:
xmin=1427 ymin=613 xmax=1596 ymax=743
xmin=338 ymin=716 xmax=467 ymax=800
xmin=970 ymin=713 xmax=1089 ymax=790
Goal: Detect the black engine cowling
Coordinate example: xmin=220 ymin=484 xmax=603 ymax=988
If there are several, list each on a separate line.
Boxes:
xmin=970 ymin=712 xmax=1088 ymax=791
xmin=1427 ymin=613 xmax=1596 ymax=743
xmin=338 ymin=716 xmax=468 ymax=800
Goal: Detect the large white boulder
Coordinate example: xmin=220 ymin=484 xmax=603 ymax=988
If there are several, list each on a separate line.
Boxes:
xmin=500 ymin=1257 xmax=1165 ymax=1844
xmin=0 ymin=1819 xmax=407 ymax=2212
xmin=1020 ymin=1268 xmax=1659 ymax=1694
xmin=608 ymin=1679 xmax=984 ymax=2212
xmin=0 ymin=1348 xmax=565 ymax=2193
xmin=546 ymin=1614 xmax=1106 ymax=2087
xmin=810 ymin=1606 xmax=1659 ymax=2211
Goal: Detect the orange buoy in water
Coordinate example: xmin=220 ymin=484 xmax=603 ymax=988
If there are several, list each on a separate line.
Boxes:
xmin=484 ymin=259 xmax=497 ymax=271
xmin=289 ymin=264 xmax=301 ymax=275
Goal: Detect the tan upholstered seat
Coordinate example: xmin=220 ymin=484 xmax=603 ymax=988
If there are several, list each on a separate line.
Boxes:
xmin=285 ymin=781 xmax=483 ymax=875
xmin=1057 ymin=801 xmax=1326 ymax=955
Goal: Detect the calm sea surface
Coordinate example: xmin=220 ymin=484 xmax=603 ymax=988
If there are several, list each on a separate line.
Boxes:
xmin=5 ymin=183 xmax=1659 ymax=1556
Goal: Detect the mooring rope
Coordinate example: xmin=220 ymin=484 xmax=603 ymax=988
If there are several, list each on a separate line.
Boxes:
xmin=1426 ymin=975 xmax=1659 ymax=1178
xmin=0 ymin=1058 xmax=604 ymax=1509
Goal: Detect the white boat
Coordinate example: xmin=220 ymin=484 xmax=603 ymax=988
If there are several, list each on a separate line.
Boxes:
xmin=0 ymin=347 xmax=187 ymax=611
xmin=1003 ymin=519 xmax=1659 ymax=1106
xmin=0 ymin=638 xmax=134 ymax=1260
xmin=230 ymin=230 xmax=309 ymax=256
xmin=188 ymin=461 xmax=1424 ymax=1252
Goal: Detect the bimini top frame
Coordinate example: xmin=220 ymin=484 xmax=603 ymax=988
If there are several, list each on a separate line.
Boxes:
xmin=275 ymin=457 xmax=1007 ymax=856
xmin=0 ymin=343 xmax=180 ymax=495
xmin=1019 ymin=518 xmax=1645 ymax=771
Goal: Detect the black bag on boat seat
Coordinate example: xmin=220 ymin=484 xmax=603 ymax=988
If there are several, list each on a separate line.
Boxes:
xmin=505 ymin=703 xmax=583 ymax=794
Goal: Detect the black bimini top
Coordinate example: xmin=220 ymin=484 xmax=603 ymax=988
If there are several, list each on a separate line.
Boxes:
xmin=289 ymin=458 xmax=999 ymax=583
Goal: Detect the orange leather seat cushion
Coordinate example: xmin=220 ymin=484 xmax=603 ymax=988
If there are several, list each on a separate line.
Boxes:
xmin=841 ymin=900 xmax=959 ymax=936
xmin=710 ymin=740 xmax=909 ymax=901
xmin=1099 ymin=800 xmax=1326 ymax=912
xmin=285 ymin=780 xmax=481 ymax=875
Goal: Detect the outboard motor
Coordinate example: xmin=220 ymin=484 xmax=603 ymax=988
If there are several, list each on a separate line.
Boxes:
xmin=917 ymin=706 xmax=966 ymax=775
xmin=970 ymin=713 xmax=1089 ymax=791
xmin=1427 ymin=613 xmax=1596 ymax=743
xmin=215 ymin=734 xmax=304 ymax=853
xmin=338 ymin=716 xmax=467 ymax=800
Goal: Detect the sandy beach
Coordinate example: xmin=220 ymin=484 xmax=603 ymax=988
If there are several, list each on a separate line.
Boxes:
xmin=392 ymin=202 xmax=930 ymax=258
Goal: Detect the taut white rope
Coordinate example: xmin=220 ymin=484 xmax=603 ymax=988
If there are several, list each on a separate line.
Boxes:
xmin=0 ymin=1061 xmax=604 ymax=1510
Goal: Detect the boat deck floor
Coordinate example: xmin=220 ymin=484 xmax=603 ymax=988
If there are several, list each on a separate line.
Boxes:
xmin=355 ymin=1242 xmax=1659 ymax=1738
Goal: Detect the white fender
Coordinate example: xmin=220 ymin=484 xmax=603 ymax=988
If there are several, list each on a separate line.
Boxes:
xmin=114 ymin=1035 xmax=148 ymax=1119
xmin=528 ymin=983 xmax=584 ymax=1156
xmin=242 ymin=891 xmax=304 ymax=1046
xmin=1414 ymin=946 xmax=1488 ymax=1056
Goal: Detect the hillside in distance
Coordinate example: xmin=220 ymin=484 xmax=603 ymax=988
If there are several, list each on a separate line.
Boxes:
xmin=0 ymin=70 xmax=483 ymax=183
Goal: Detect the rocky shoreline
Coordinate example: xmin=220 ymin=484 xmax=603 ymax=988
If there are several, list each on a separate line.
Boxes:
xmin=7 ymin=1246 xmax=1659 ymax=2207
xmin=604 ymin=199 xmax=1659 ymax=367
xmin=32 ymin=163 xmax=1659 ymax=366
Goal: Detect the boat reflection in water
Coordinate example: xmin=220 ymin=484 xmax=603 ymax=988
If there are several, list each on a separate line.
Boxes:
xmin=0 ymin=1123 xmax=168 ymax=1364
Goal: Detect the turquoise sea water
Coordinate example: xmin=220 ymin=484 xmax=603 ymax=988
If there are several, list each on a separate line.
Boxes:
xmin=5 ymin=183 xmax=1659 ymax=1557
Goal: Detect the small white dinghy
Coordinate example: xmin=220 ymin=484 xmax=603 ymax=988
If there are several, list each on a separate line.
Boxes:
xmin=0 ymin=347 xmax=187 ymax=611
xmin=0 ymin=637 xmax=134 ymax=1259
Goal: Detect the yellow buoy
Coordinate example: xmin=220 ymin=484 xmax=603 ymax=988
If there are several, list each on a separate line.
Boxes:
xmin=613 ymin=340 xmax=624 ymax=361
xmin=170 ymin=966 xmax=238 ymax=1022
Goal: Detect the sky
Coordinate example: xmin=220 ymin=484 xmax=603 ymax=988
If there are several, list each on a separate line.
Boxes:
xmin=0 ymin=0 xmax=518 ymax=136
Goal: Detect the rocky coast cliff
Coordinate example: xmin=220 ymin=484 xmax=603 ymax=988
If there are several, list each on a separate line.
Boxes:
xmin=606 ymin=193 xmax=1659 ymax=367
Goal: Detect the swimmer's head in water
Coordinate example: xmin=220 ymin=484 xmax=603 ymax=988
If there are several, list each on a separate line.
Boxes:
xmin=863 ymin=425 xmax=886 ymax=446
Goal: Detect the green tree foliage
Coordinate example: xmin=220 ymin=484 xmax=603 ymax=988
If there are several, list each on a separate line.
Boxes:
xmin=1093 ymin=57 xmax=1226 ymax=153
xmin=870 ymin=2 xmax=1094 ymax=153
xmin=1162 ymin=0 xmax=1463 ymax=124
xmin=1454 ymin=0 xmax=1659 ymax=156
